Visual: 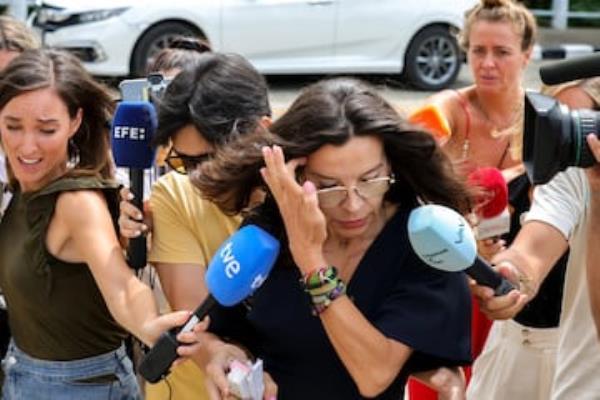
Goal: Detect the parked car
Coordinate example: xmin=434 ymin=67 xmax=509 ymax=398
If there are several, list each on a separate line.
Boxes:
xmin=32 ymin=0 xmax=476 ymax=90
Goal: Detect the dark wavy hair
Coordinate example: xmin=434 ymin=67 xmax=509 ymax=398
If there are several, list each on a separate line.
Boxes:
xmin=152 ymin=52 xmax=271 ymax=147
xmin=192 ymin=77 xmax=473 ymax=216
xmin=0 ymin=49 xmax=115 ymax=187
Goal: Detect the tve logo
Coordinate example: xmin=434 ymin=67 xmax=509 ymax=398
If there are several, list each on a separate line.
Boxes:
xmin=113 ymin=126 xmax=146 ymax=140
xmin=220 ymin=241 xmax=241 ymax=279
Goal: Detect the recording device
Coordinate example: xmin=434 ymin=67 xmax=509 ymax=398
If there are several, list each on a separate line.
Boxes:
xmin=409 ymin=104 xmax=452 ymax=145
xmin=119 ymin=73 xmax=172 ymax=102
xmin=111 ymin=101 xmax=157 ymax=269
xmin=539 ymin=52 xmax=600 ymax=86
xmin=138 ymin=225 xmax=280 ymax=383
xmin=407 ymin=204 xmax=514 ymax=296
xmin=523 ymin=54 xmax=600 ymax=185
xmin=468 ymin=167 xmax=510 ymax=240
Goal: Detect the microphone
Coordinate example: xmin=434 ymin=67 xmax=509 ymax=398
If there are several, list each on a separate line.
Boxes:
xmin=467 ymin=167 xmax=510 ymax=240
xmin=111 ymin=101 xmax=158 ymax=270
xmin=407 ymin=204 xmax=514 ymax=296
xmin=409 ymin=104 xmax=452 ymax=145
xmin=539 ymin=52 xmax=600 ymax=85
xmin=138 ymin=225 xmax=280 ymax=383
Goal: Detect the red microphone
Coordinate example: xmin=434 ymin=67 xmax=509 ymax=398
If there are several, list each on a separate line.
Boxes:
xmin=467 ymin=167 xmax=510 ymax=240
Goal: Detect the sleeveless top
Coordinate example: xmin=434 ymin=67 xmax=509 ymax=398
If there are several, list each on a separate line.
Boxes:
xmin=0 ymin=176 xmax=128 ymax=360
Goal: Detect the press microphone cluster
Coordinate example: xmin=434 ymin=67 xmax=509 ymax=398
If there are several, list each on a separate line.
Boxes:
xmin=467 ymin=167 xmax=510 ymax=240
xmin=139 ymin=225 xmax=280 ymax=383
xmin=111 ymin=101 xmax=158 ymax=270
xmin=408 ymin=204 xmax=514 ymax=296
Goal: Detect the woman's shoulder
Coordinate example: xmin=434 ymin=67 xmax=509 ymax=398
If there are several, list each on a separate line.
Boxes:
xmin=37 ymin=175 xmax=119 ymax=198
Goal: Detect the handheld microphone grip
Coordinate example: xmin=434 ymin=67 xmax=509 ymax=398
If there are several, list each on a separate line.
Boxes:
xmin=111 ymin=101 xmax=157 ymax=270
xmin=127 ymin=169 xmax=146 ymax=269
xmin=466 ymin=258 xmax=514 ymax=296
xmin=138 ymin=225 xmax=280 ymax=383
xmin=139 ymin=295 xmax=217 ymax=383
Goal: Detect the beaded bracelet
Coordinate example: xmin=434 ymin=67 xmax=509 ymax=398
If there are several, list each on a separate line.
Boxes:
xmin=301 ymin=266 xmax=347 ymax=315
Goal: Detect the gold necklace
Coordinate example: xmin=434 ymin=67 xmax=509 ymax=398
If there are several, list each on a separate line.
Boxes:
xmin=463 ymin=91 xmax=524 ymax=162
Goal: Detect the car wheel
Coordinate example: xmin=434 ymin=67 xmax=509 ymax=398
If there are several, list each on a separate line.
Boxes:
xmin=131 ymin=21 xmax=201 ymax=77
xmin=403 ymin=26 xmax=461 ymax=91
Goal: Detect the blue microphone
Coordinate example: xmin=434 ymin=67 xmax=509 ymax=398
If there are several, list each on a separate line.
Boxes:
xmin=111 ymin=101 xmax=157 ymax=270
xmin=407 ymin=204 xmax=514 ymax=296
xmin=139 ymin=225 xmax=280 ymax=383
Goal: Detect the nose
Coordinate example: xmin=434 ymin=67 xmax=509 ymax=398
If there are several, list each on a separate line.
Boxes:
xmin=481 ymin=52 xmax=495 ymax=68
xmin=341 ymin=187 xmax=364 ymax=212
xmin=18 ymin=131 xmax=39 ymax=155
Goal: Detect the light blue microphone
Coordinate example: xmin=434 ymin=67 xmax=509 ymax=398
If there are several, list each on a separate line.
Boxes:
xmin=408 ymin=204 xmax=514 ymax=295
xmin=139 ymin=225 xmax=280 ymax=383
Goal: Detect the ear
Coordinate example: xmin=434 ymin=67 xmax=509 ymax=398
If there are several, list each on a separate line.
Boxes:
xmin=259 ymin=116 xmax=272 ymax=129
xmin=69 ymin=108 xmax=83 ymax=139
xmin=522 ymin=46 xmax=533 ymax=67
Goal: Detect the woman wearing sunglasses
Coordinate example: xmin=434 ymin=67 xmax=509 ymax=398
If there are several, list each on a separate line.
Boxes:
xmin=119 ymin=52 xmax=277 ymax=399
xmin=187 ymin=77 xmax=473 ymax=399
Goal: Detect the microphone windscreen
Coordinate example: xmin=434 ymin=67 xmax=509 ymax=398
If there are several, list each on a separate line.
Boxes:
xmin=206 ymin=225 xmax=280 ymax=306
xmin=111 ymin=101 xmax=157 ymax=169
xmin=407 ymin=204 xmax=477 ymax=272
xmin=468 ymin=167 xmax=508 ymax=219
xmin=409 ymin=104 xmax=452 ymax=145
xmin=539 ymin=53 xmax=600 ymax=85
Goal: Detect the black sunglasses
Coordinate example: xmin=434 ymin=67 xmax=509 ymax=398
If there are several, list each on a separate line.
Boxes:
xmin=165 ymin=147 xmax=212 ymax=175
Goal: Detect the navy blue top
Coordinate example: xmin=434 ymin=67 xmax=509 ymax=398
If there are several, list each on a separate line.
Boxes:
xmin=209 ymin=206 xmax=471 ymax=399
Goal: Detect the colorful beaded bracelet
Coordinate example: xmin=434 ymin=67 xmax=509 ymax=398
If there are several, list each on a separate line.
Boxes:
xmin=301 ymin=266 xmax=347 ymax=315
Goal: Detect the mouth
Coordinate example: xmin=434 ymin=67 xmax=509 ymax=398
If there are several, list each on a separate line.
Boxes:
xmin=337 ymin=218 xmax=368 ymax=230
xmin=18 ymin=156 xmax=42 ymax=166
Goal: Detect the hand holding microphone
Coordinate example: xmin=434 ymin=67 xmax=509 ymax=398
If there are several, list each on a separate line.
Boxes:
xmin=138 ymin=224 xmax=280 ymax=384
xmin=407 ymin=204 xmax=515 ymax=296
xmin=111 ymin=101 xmax=157 ymax=269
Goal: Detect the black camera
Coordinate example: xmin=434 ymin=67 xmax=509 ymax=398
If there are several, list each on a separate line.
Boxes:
xmin=523 ymin=91 xmax=600 ymax=185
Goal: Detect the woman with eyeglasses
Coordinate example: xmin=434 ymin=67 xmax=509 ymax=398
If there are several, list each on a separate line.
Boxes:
xmin=184 ymin=77 xmax=473 ymax=399
xmin=118 ymin=52 xmax=278 ymax=399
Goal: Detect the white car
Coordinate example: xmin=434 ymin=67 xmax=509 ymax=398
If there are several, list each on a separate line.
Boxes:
xmin=33 ymin=0 xmax=477 ymax=90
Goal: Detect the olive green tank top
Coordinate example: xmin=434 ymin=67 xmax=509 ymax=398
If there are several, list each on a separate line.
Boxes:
xmin=0 ymin=176 xmax=128 ymax=360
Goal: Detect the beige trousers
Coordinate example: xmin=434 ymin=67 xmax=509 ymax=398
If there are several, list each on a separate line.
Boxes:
xmin=467 ymin=319 xmax=558 ymax=400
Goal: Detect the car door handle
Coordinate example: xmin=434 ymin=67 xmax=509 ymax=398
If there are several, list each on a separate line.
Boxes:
xmin=307 ymin=0 xmax=334 ymax=6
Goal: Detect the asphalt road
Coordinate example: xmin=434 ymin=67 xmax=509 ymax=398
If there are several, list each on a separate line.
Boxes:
xmin=267 ymin=59 xmax=555 ymax=113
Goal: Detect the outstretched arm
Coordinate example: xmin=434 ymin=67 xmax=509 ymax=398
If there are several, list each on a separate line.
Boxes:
xmin=54 ymin=190 xmax=188 ymax=345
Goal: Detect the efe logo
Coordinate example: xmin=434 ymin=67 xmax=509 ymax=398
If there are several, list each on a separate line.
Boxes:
xmin=113 ymin=126 xmax=146 ymax=140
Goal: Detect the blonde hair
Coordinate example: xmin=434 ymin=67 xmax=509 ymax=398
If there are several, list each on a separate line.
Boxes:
xmin=460 ymin=0 xmax=537 ymax=52
xmin=0 ymin=16 xmax=39 ymax=52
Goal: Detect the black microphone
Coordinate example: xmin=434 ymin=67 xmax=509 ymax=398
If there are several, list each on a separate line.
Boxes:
xmin=111 ymin=101 xmax=157 ymax=270
xmin=540 ymin=52 xmax=600 ymax=85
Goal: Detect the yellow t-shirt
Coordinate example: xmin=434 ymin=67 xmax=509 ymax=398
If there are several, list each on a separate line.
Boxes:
xmin=145 ymin=172 xmax=241 ymax=400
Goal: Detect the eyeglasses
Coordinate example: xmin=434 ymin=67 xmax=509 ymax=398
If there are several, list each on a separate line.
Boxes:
xmin=315 ymin=175 xmax=395 ymax=208
xmin=165 ymin=147 xmax=212 ymax=175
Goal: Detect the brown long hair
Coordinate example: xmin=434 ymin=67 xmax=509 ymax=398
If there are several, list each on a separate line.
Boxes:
xmin=193 ymin=77 xmax=472 ymax=216
xmin=0 ymin=49 xmax=115 ymax=187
